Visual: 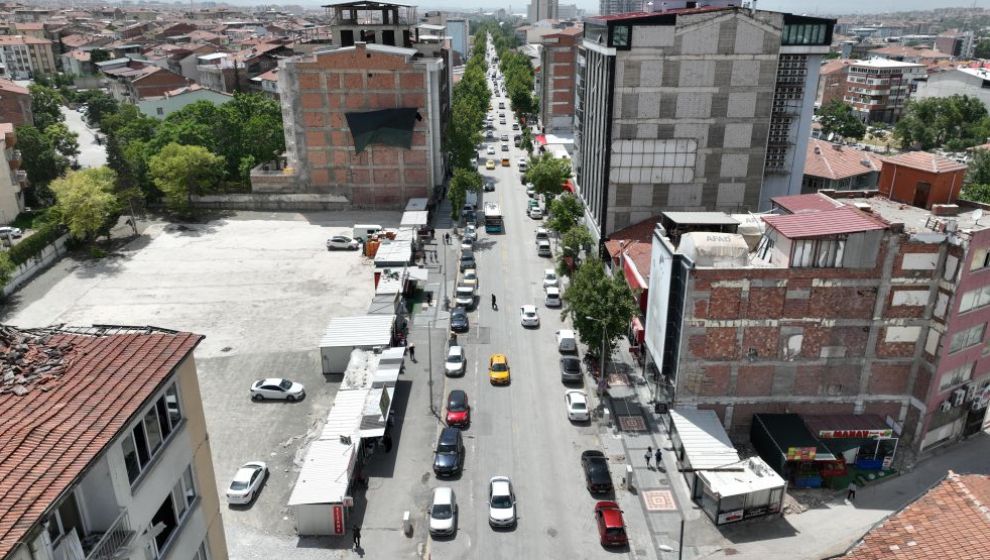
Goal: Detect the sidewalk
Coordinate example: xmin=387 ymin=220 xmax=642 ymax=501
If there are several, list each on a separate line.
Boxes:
xmin=597 ymin=340 xmax=990 ymax=560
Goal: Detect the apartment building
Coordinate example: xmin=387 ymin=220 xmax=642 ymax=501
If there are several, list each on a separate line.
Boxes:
xmin=538 ymin=27 xmax=581 ymax=134
xmin=0 ymin=123 xmax=25 ymax=224
xmin=251 ymin=1 xmax=450 ymax=208
xmin=644 ymin=193 xmax=990 ymax=459
xmin=101 ymin=61 xmax=191 ymax=103
xmin=818 ymin=58 xmax=924 ymax=125
xmin=0 ymin=35 xmax=56 ymax=79
xmin=573 ymin=0 xmax=833 ymax=240
xmin=528 ymin=0 xmax=558 ymax=23
xmin=446 ymin=18 xmax=469 ymax=59
xmin=934 ymin=31 xmax=975 ymax=59
xmin=0 ymin=325 xmax=228 ymax=560
xmin=598 ymin=0 xmax=642 ymax=17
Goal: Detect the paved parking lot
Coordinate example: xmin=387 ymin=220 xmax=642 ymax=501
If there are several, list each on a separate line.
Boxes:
xmin=1 ymin=211 xmax=398 ymax=558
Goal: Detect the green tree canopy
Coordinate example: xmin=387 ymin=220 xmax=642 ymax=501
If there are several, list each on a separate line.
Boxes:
xmin=448 ymin=167 xmax=483 ymax=221
xmin=974 ymin=39 xmax=990 ymax=59
xmin=16 ymin=125 xmax=69 ymax=200
xmin=546 ymin=192 xmax=584 ymax=235
xmin=29 ymin=84 xmax=64 ymax=131
xmin=43 ymin=122 xmax=79 ymax=161
xmin=75 ymin=90 xmax=119 ymax=128
xmin=562 ymin=260 xmax=637 ymax=362
xmin=817 ymin=100 xmax=866 ymax=141
xmin=102 ymin=104 xmax=159 ymax=198
xmin=50 ymin=166 xmax=121 ymax=241
xmin=894 ymin=95 xmax=990 ymax=151
xmin=967 ymin=149 xmax=990 ymax=185
xmin=148 ymin=143 xmax=226 ymax=216
xmin=524 ymin=153 xmax=572 ymax=197
xmin=560 ymin=224 xmax=594 ymax=261
xmin=961 ymin=183 xmax=990 ymax=204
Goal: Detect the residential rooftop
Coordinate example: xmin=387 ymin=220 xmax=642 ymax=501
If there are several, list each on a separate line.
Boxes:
xmin=804 ymin=139 xmax=883 ymax=181
xmin=846 ymin=196 xmax=990 ymax=236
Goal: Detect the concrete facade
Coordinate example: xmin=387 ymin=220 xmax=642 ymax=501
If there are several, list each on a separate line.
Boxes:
xmin=538 ymin=27 xmax=580 ymax=134
xmin=527 ymin=0 xmax=558 ymax=23
xmin=0 ymin=124 xmax=24 ymax=224
xmin=916 ymin=68 xmax=990 ymax=113
xmin=574 ymin=5 xmax=833 ymax=239
xmin=0 ymin=35 xmax=56 ymax=79
xmin=823 ymin=58 xmax=926 ymax=124
xmin=0 ymin=79 xmax=32 ymax=127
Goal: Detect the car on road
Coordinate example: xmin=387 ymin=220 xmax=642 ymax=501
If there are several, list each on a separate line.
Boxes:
xmin=459 ymin=250 xmax=476 ymax=271
xmin=520 ymin=304 xmax=540 ymax=328
xmin=512 ymin=123 xmax=520 ymax=130
xmin=470 ymin=156 xmax=479 ymax=167
xmin=501 ymin=144 xmax=509 ymax=152
xmin=537 ymin=239 xmax=552 ymax=257
xmin=445 ymin=345 xmax=466 ymax=376
xmin=594 ymin=501 xmax=628 ymax=547
xmin=543 ymin=269 xmax=559 ymax=288
xmin=582 ymin=451 xmax=614 ymax=494
xmin=226 ymin=461 xmax=268 ymax=504
xmin=500 ymin=134 xmax=509 ymax=141
xmin=326 ymin=235 xmax=359 ymax=250
xmin=528 ymin=206 xmax=543 ymax=219
xmin=455 ymin=284 xmax=475 ymax=308
xmin=486 ymin=130 xmax=495 ymax=139
xmin=517 ymin=158 xmax=527 ymax=171
xmin=545 ymin=286 xmax=562 ymax=307
xmin=565 ymin=390 xmax=590 ymax=422
xmin=560 ymin=356 xmax=582 ymax=382
xmin=429 ymin=487 xmax=458 ymax=537
xmin=489 ymin=353 xmax=510 ymax=385
xmin=499 ymin=119 xmax=506 ymax=125
xmin=487 ymin=145 xmax=496 ymax=154
xmin=433 ymin=427 xmax=465 ymax=477
xmin=488 ymin=476 xmax=517 ymax=528
xmin=463 ymin=225 xmax=478 ymax=242
xmin=460 ymin=237 xmax=473 ymax=251
xmin=498 ymin=112 xmax=505 ymax=118
xmin=556 ymin=329 xmax=577 ymax=353
xmin=535 ymin=227 xmax=549 ymax=243
xmin=486 ymin=159 xmax=496 ymax=170
xmin=0 ymin=226 xmax=23 ymax=238
xmin=461 ymin=268 xmax=479 ymax=289
xmin=501 ymin=157 xmax=510 ymax=167
xmin=483 ymin=179 xmax=495 ymax=191
xmin=250 ymin=378 xmax=305 ymax=401
xmin=445 ymin=390 xmax=471 ymax=427
xmin=450 ymin=307 xmax=469 ymax=333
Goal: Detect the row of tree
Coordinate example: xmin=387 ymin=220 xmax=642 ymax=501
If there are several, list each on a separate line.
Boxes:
xmin=445 ymin=28 xmax=492 ymax=220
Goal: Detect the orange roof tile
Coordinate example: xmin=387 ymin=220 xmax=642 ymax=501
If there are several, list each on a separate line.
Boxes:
xmin=804 ymin=139 xmax=883 ymax=181
xmin=819 ymin=59 xmax=850 ymax=75
xmin=763 ymin=206 xmax=888 ymax=239
xmin=0 ymin=78 xmax=29 ymax=95
xmin=881 ymin=151 xmax=968 ymax=174
xmin=844 ymin=472 xmax=990 ymax=559
xmin=604 ymin=215 xmax=660 ymax=258
xmin=0 ymin=326 xmax=202 ymax=558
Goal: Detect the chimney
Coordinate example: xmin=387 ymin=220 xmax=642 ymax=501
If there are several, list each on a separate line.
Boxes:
xmin=814 ymin=146 xmax=821 ymax=154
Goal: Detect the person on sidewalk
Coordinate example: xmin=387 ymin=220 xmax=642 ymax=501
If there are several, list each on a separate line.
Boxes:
xmin=491 ymin=293 xmax=498 ymax=310
xmin=407 ymin=343 xmax=416 ymax=362
xmin=846 ymin=481 xmax=857 ymax=501
xmin=353 ymin=525 xmax=361 ymax=548
xmin=644 ymin=446 xmax=652 ymax=469
xmin=655 ymin=448 xmax=663 ymax=470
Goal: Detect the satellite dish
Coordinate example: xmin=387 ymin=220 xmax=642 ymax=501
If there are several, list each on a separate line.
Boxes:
xmin=975 ymin=209 xmax=984 ymax=225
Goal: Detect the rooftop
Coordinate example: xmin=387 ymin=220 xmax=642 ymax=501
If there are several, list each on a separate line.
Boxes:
xmin=868 ymin=44 xmax=952 ymax=59
xmin=763 ymin=205 xmax=888 ymax=239
xmin=880 ymin=151 xmax=968 ymax=174
xmin=772 ymin=192 xmax=846 ymax=214
xmin=843 ymin=471 xmax=990 ymax=559
xmin=0 ymin=325 xmax=202 ymax=559
xmin=846 ymin=196 xmax=990 ymax=235
xmin=803 ymin=139 xmax=883 ymax=181
xmin=849 ymin=57 xmax=926 ymax=69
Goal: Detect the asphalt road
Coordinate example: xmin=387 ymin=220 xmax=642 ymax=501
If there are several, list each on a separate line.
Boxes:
xmin=427 ymin=48 xmax=615 ymax=559
xmin=60 ymin=105 xmax=107 ymax=169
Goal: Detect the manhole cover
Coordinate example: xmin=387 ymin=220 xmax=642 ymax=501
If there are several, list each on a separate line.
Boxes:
xmin=618 ymin=415 xmax=647 ymax=432
xmin=642 ymin=489 xmax=677 ymax=511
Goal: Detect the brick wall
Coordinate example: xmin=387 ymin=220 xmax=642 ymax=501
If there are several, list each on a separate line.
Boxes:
xmin=0 ymin=89 xmax=31 ymax=126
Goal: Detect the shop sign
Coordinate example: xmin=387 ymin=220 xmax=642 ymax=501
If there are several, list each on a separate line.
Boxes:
xmin=786 ymin=447 xmax=817 ymax=461
xmin=717 ymin=509 xmax=744 ymax=524
xmin=818 ymin=429 xmax=892 ymax=439
xmin=332 ymin=504 xmax=345 ymax=535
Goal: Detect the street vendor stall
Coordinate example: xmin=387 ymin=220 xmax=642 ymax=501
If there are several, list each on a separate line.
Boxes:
xmin=750 ymin=413 xmax=837 ymax=488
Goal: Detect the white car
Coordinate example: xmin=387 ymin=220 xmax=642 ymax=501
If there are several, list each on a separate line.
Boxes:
xmin=445 ymin=345 xmax=466 ymax=376
xmin=471 ymin=156 xmax=479 ymax=167
xmin=487 ymin=145 xmax=496 ymax=155
xmin=226 ymin=461 xmax=268 ymax=504
xmin=461 ymin=238 xmax=473 ymax=252
xmin=429 ymin=487 xmax=458 ymax=537
xmin=250 ymin=378 xmax=305 ymax=401
xmin=545 ymin=286 xmax=562 ymax=307
xmin=517 ymin=157 xmax=527 ymax=169
xmin=543 ymin=269 xmax=559 ymax=289
xmin=0 ymin=226 xmax=23 ymax=238
xmin=529 ymin=207 xmax=543 ymax=220
xmin=326 ymin=235 xmax=359 ymax=250
xmin=565 ymin=390 xmax=590 ymax=422
xmin=526 ymin=185 xmax=536 ymax=198
xmin=488 ymin=476 xmax=517 ymax=528
xmin=520 ymin=305 xmax=540 ymax=328
xmin=463 ymin=224 xmax=478 ymax=242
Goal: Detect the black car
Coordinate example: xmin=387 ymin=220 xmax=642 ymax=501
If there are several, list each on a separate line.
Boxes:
xmin=450 ymin=307 xmax=469 ymax=332
xmin=433 ymin=427 xmax=465 ymax=477
xmin=581 ymin=450 xmax=613 ymax=494
xmin=560 ymin=356 xmax=582 ymax=383
xmin=484 ymin=179 xmax=496 ymax=192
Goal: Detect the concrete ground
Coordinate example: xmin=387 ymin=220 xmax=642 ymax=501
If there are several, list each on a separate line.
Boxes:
xmin=0 ymin=210 xmax=400 ymax=559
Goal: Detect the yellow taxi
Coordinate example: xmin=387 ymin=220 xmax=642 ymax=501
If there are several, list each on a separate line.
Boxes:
xmin=486 ymin=159 xmax=496 ymax=170
xmin=488 ymin=354 xmax=510 ymax=385
xmin=501 ymin=157 xmax=510 ymax=167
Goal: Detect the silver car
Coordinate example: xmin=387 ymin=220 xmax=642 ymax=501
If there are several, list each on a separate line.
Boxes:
xmin=429 ymin=487 xmax=458 ymax=537
xmin=488 ymin=476 xmax=517 ymax=528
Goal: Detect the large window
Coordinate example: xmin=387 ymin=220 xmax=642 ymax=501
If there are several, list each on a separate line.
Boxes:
xmin=791 ymin=237 xmax=845 ymax=268
xmin=782 ymin=23 xmax=828 ymax=46
xmin=959 ymin=286 xmax=990 ymax=313
xmin=970 ymin=248 xmax=990 ymax=271
xmin=149 ymin=466 xmax=198 ymax=558
xmin=610 ymin=25 xmax=629 ymax=48
xmin=939 ymin=363 xmax=974 ymax=391
xmin=949 ymin=323 xmax=986 ymax=353
xmin=121 ymin=383 xmax=183 ymax=486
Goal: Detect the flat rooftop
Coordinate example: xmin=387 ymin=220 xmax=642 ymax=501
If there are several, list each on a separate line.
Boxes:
xmin=847 ymin=196 xmax=990 ymax=236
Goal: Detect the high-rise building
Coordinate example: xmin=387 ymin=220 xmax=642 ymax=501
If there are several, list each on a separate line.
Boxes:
xmin=598 ymin=0 xmax=641 ymax=17
xmin=538 ymin=27 xmax=582 ymax=134
xmin=527 ymin=0 xmax=558 ymax=22
xmin=573 ymin=1 xmax=834 ymax=239
xmin=446 ymin=17 xmax=469 ymax=59
xmin=819 ymin=59 xmax=925 ymax=125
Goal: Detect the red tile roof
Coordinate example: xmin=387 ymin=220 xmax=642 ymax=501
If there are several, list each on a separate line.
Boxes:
xmin=804 ymin=139 xmax=883 ymax=181
xmin=604 ymin=215 xmax=660 ymax=258
xmin=0 ymin=326 xmax=202 ymax=558
xmin=881 ymin=151 xmax=968 ymax=174
xmin=763 ymin=206 xmax=888 ymax=239
xmin=772 ymin=192 xmax=845 ymax=214
xmin=0 ymin=78 xmax=29 ymax=95
xmin=844 ymin=472 xmax=990 ymax=559
xmin=819 ymin=59 xmax=850 ymax=76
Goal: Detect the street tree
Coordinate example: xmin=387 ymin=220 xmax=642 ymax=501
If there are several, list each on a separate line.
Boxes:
xmin=15 ymin=125 xmax=69 ymax=201
xmin=44 ymin=123 xmax=80 ymax=160
xmin=817 ymin=100 xmax=866 ymax=141
xmin=50 ymin=166 xmax=121 ymax=241
xmin=448 ymin=167 xmax=483 ymax=221
xmin=524 ymin=153 xmax=572 ymax=197
xmin=975 ymin=39 xmax=990 ymax=60
xmin=75 ymin=90 xmax=119 ymax=128
xmin=560 ymin=224 xmax=594 ymax=261
xmin=546 ymin=193 xmax=584 ymax=235
xmin=148 ymin=143 xmax=225 ymax=216
xmin=894 ymin=95 xmax=990 ymax=151
xmin=29 ymin=84 xmax=64 ymax=131
xmin=962 ymin=183 xmax=990 ymax=205
xmin=0 ymin=252 xmax=14 ymax=290
xmin=967 ymin=149 xmax=990 ymax=185
xmin=562 ymin=259 xmax=637 ymax=363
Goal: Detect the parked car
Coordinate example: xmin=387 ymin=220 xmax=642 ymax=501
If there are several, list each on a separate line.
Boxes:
xmin=429 ymin=487 xmax=458 ymax=537
xmin=326 ymin=235 xmax=359 ymax=251
xmin=459 ymin=250 xmax=476 ymax=271
xmin=433 ymin=427 xmax=465 ymax=477
xmin=501 ymin=144 xmax=509 ymax=152
xmin=455 ymin=284 xmax=476 ymax=308
xmin=500 ymin=134 xmax=509 ymax=141
xmin=537 ymin=239 xmax=552 ymax=257
xmin=560 ymin=356 xmax=582 ymax=383
xmin=565 ymin=390 xmax=590 ymax=422
xmin=461 ymin=268 xmax=479 ymax=289
xmin=487 ymin=145 xmax=496 ymax=155
xmin=226 ymin=461 xmax=268 ymax=504
xmin=486 ymin=159 xmax=496 ymax=170
xmin=594 ymin=501 xmax=628 ymax=547
xmin=556 ymin=329 xmax=577 ymax=353
xmin=489 ymin=353 xmax=511 ymax=385
xmin=517 ymin=158 xmax=528 ymax=171
xmin=543 ymin=269 xmax=559 ymax=289
xmin=520 ymin=305 xmax=540 ymax=328
xmin=470 ymin=156 xmax=479 ymax=167
xmin=445 ymin=389 xmax=471 ymax=427
xmin=450 ymin=307 xmax=469 ymax=332
xmin=0 ymin=226 xmax=23 ymax=238
xmin=501 ymin=157 xmax=510 ymax=167
xmin=463 ymin=225 xmax=478 ymax=242
xmin=582 ymin=451 xmax=614 ymax=494
xmin=545 ymin=286 xmax=562 ymax=307
xmin=535 ymin=227 xmax=549 ymax=244
xmin=250 ymin=378 xmax=305 ymax=401
xmin=445 ymin=345 xmax=466 ymax=376
xmin=484 ymin=178 xmax=496 ymax=191
xmin=488 ymin=476 xmax=517 ymax=528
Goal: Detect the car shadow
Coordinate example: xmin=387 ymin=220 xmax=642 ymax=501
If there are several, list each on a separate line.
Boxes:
xmin=489 ymin=521 xmax=518 ymax=533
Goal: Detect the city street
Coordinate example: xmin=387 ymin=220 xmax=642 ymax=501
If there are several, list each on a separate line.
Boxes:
xmin=60 ymin=104 xmax=107 ymax=169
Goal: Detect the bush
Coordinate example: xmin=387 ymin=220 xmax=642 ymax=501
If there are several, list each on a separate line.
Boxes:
xmin=7 ymin=221 xmax=64 ymax=265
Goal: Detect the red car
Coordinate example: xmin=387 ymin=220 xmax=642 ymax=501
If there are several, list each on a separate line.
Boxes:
xmin=594 ymin=501 xmax=628 ymax=547
xmin=445 ymin=390 xmax=470 ymax=427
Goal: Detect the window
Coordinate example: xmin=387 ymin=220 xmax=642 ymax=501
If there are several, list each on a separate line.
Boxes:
xmin=949 ymin=323 xmax=986 ymax=353
xmin=791 ymin=237 xmax=845 ymax=268
xmin=171 ymin=466 xmax=197 ymax=520
xmin=156 ymin=107 xmax=164 ymax=116
xmin=121 ymin=383 xmax=184 ymax=486
xmin=150 ymin=466 xmax=198 ymax=558
xmin=194 ymin=542 xmax=211 ymax=560
xmin=939 ymin=363 xmax=973 ymax=391
xmin=611 ymin=25 xmax=629 ymax=48
xmin=971 ymin=248 xmax=990 ymax=271
xmin=959 ymin=286 xmax=990 ymax=313
xmin=46 ymin=492 xmax=82 ymax=544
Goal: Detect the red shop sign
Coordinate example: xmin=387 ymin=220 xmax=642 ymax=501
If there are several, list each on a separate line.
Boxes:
xmin=333 ymin=504 xmax=345 ymax=535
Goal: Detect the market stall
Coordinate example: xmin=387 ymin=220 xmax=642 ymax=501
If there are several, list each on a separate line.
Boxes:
xmin=750 ymin=413 xmax=837 ymax=488
xmin=696 ymin=457 xmax=787 ymax=525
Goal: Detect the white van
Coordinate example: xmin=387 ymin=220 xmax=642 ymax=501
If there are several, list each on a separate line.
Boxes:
xmin=556 ymin=329 xmax=577 ymax=353
xmin=545 ymin=286 xmax=561 ymax=307
xmin=537 ymin=239 xmax=552 ymax=257
xmin=353 ymin=224 xmax=383 ymax=241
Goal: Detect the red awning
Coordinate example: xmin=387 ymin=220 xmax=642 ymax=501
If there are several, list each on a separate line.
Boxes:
xmin=536 ymin=134 xmax=547 ymax=146
xmin=562 ymin=179 xmax=574 ymax=193
xmin=622 ymin=255 xmax=646 ymax=290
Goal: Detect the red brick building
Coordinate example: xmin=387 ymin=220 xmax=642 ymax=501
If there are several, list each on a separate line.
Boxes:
xmin=644 ymin=193 xmax=990 ymax=460
xmin=101 ymin=61 xmax=191 ymax=102
xmin=0 ymin=79 xmax=32 ymax=127
xmin=538 ymin=26 xmax=581 ymax=134
xmin=878 ymin=151 xmax=968 ymax=209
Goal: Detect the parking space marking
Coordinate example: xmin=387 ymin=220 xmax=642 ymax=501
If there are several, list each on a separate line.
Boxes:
xmin=618 ymin=415 xmax=647 ymax=432
xmin=642 ymin=489 xmax=678 ymax=511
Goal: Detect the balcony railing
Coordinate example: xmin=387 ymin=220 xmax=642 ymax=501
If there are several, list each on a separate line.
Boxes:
xmin=15 ymin=169 xmax=26 ymax=182
xmin=83 ymin=509 xmax=134 ymax=560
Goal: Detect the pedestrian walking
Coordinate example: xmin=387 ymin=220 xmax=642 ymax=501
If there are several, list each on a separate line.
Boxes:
xmin=655 ymin=448 xmax=663 ymax=468
xmin=445 ymin=232 xmax=451 ymax=245
xmin=846 ymin=481 xmax=857 ymax=501
xmin=407 ymin=342 xmax=416 ymax=362
xmin=353 ymin=525 xmax=361 ymax=548
xmin=644 ymin=450 xmax=652 ymax=469
xmin=491 ymin=293 xmax=498 ymax=310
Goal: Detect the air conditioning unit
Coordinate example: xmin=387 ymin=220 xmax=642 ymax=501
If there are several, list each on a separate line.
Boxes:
xmin=939 ymin=400 xmax=952 ymax=412
xmin=966 ymin=384 xmax=978 ymax=402
xmin=952 ymin=388 xmax=966 ymax=407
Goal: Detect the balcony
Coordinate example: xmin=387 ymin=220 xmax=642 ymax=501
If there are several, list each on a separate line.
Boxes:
xmin=82 ymin=509 xmax=134 ymax=560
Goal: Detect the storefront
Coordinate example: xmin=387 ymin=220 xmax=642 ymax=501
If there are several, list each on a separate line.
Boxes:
xmin=696 ymin=457 xmax=787 ymax=525
xmin=750 ymin=413 xmax=837 ymax=489
xmin=803 ymin=414 xmax=898 ymax=471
